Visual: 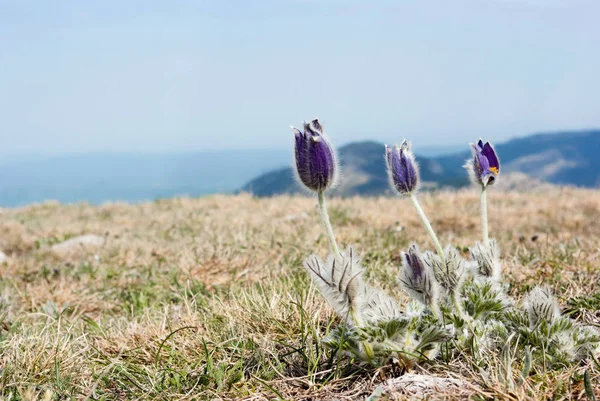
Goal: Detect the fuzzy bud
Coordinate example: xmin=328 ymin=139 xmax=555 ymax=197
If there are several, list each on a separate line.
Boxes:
xmin=424 ymin=246 xmax=467 ymax=296
xmin=386 ymin=140 xmax=419 ymax=196
xmin=292 ymin=119 xmax=338 ymax=192
xmin=470 ymin=240 xmax=502 ymax=283
xmin=524 ymin=286 xmax=560 ymax=327
xmin=399 ymin=244 xmax=440 ymax=311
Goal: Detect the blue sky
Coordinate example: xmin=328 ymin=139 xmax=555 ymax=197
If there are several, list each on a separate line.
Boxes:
xmin=1 ymin=0 xmax=599 ymax=155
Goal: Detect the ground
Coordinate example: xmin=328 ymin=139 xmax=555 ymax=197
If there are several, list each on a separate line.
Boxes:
xmin=0 ymin=189 xmax=599 ymax=400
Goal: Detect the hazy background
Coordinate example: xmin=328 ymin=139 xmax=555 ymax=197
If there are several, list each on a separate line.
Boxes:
xmin=1 ymin=0 xmax=599 ymax=205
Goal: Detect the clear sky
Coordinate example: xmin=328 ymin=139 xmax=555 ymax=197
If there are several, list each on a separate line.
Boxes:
xmin=1 ymin=0 xmax=599 ymax=156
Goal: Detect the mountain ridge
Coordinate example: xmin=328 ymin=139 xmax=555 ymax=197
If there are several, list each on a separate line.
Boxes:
xmin=241 ymin=129 xmax=600 ymax=196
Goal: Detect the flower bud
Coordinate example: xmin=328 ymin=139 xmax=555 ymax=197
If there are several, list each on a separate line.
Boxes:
xmin=465 ymin=139 xmax=500 ymax=187
xmin=292 ymin=119 xmax=338 ymax=192
xmin=424 ymin=246 xmax=466 ymax=296
xmin=399 ymin=244 xmax=440 ymax=310
xmin=385 ymin=140 xmax=419 ymax=196
xmin=469 ymin=240 xmax=501 ymax=283
xmin=524 ymin=286 xmax=560 ymax=328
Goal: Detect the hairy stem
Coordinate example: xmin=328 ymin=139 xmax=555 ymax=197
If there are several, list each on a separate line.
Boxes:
xmin=317 ymin=195 xmax=361 ymax=326
xmin=430 ymin=302 xmax=442 ymax=322
xmin=318 ymin=190 xmax=340 ymax=256
xmin=351 ymin=309 xmax=364 ymax=327
xmin=452 ymin=290 xmax=470 ymax=324
xmin=410 ymin=194 xmax=445 ymax=264
xmin=480 ymin=187 xmax=489 ymax=248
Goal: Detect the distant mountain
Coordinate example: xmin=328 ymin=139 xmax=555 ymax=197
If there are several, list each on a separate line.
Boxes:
xmin=2 ymin=130 xmax=597 ymax=207
xmin=0 ymin=149 xmax=289 ymax=206
xmin=241 ymin=130 xmax=600 ymax=196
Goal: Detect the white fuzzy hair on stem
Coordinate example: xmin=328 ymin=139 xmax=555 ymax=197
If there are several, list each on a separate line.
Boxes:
xmin=303 ymin=247 xmax=366 ymax=326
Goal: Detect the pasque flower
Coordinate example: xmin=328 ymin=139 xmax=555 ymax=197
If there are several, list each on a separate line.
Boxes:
xmin=399 ymin=244 xmax=440 ymax=316
xmin=292 ymin=127 xmax=600 ymax=369
xmin=465 ymin=139 xmax=500 ymax=247
xmin=386 ymin=140 xmax=445 ymax=266
xmin=385 ymin=140 xmax=419 ymax=196
xmin=292 ymin=118 xmax=340 ymax=255
xmin=292 ymin=119 xmax=338 ymax=193
xmin=466 ymin=139 xmax=500 ymax=187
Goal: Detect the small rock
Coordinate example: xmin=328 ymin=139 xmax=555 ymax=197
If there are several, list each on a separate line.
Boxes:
xmin=0 ymin=251 xmax=6 ymax=263
xmin=383 ymin=374 xmax=470 ymax=399
xmin=51 ymin=235 xmax=105 ymax=254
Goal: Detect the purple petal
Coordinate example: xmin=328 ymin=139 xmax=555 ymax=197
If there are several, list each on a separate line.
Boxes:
xmin=308 ymin=135 xmax=335 ymax=191
xmin=293 ymin=127 xmax=312 ymax=188
xmin=482 ymin=142 xmax=500 ymax=172
xmin=385 ymin=145 xmax=393 ymax=169
xmin=400 ymin=148 xmax=418 ymax=193
xmin=390 ymin=146 xmax=404 ymax=191
xmin=476 ymin=150 xmax=490 ymax=172
xmin=407 ymin=245 xmax=424 ymax=279
xmin=470 ymin=143 xmax=491 ymax=183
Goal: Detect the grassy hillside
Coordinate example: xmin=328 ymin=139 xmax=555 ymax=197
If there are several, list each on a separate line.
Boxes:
xmin=0 ymin=190 xmax=599 ymax=400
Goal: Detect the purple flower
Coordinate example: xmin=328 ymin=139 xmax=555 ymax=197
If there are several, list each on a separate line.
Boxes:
xmin=403 ymin=244 xmax=426 ymax=280
xmin=399 ymin=244 xmax=440 ymax=310
xmin=466 ymin=139 xmax=500 ymax=187
xmin=386 ymin=141 xmax=419 ymax=196
xmin=292 ymin=119 xmax=338 ymax=192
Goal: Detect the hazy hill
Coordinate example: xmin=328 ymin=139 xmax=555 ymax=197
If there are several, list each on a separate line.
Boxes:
xmin=241 ymin=130 xmax=600 ymax=196
xmin=0 ymin=150 xmax=290 ymax=206
xmin=1 ymin=130 xmax=597 ymax=206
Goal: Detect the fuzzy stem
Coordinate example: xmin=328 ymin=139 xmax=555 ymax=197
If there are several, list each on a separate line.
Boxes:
xmin=410 ymin=194 xmax=445 ymax=264
xmin=318 ymin=191 xmax=340 ymax=256
xmin=430 ymin=302 xmax=442 ymax=322
xmin=318 ymin=192 xmax=362 ymax=327
xmin=452 ymin=290 xmax=470 ymax=324
xmin=351 ymin=310 xmax=364 ymax=327
xmin=480 ymin=187 xmax=489 ymax=248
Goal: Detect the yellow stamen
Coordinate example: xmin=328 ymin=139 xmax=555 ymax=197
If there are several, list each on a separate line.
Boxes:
xmin=490 ymin=167 xmax=499 ymax=174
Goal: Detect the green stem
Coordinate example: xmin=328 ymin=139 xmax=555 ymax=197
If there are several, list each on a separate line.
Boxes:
xmin=318 ymin=191 xmax=340 ymax=256
xmin=480 ymin=187 xmax=489 ymax=248
xmin=410 ymin=194 xmax=445 ymax=264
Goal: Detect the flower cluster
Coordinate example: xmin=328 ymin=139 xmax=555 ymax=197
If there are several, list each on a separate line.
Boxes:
xmin=290 ymin=119 xmax=600 ymax=371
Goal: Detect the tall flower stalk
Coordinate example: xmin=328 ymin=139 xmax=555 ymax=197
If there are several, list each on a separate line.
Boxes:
xmin=386 ymin=141 xmax=445 ymax=263
xmin=410 ymin=194 xmax=445 ymax=264
xmin=465 ymin=139 xmax=500 ymax=248
xmin=386 ymin=141 xmax=472 ymax=322
xmin=480 ymin=187 xmax=489 ymax=247
xmin=318 ymin=190 xmax=339 ymax=255
xmin=292 ymin=119 xmax=340 ymax=255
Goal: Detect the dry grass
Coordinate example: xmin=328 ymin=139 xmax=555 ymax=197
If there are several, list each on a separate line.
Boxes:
xmin=0 ymin=188 xmax=599 ymax=400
